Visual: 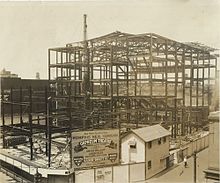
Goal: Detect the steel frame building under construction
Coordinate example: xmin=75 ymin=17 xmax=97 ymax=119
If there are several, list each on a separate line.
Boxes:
xmin=48 ymin=31 xmax=218 ymax=136
xmin=0 ymin=30 xmax=218 ymax=168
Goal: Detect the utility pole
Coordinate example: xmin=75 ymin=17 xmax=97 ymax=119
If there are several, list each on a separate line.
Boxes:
xmin=193 ymin=152 xmax=197 ymax=183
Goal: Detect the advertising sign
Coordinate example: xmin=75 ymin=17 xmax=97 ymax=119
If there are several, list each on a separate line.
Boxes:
xmin=71 ymin=129 xmax=119 ymax=170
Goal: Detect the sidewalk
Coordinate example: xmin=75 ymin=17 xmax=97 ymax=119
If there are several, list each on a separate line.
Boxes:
xmin=146 ymin=148 xmax=209 ymax=183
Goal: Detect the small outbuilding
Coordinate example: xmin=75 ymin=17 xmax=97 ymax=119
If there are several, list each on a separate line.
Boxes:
xmin=121 ymin=124 xmax=171 ymax=179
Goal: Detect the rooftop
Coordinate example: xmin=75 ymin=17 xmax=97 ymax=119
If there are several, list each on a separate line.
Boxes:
xmin=0 ymin=68 xmax=18 ymax=78
xmin=50 ymin=31 xmax=218 ymax=54
xmin=131 ymin=124 xmax=171 ymax=142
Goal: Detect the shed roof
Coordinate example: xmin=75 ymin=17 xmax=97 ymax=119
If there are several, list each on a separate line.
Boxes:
xmin=131 ymin=124 xmax=171 ymax=142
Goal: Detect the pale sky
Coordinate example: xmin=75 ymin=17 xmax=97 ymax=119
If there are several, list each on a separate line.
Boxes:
xmin=0 ymin=0 xmax=220 ymax=79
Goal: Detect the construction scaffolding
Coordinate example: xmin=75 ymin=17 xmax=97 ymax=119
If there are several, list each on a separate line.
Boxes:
xmin=48 ymin=31 xmax=218 ymax=138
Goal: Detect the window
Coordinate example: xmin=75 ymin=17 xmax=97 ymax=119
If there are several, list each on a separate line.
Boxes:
xmin=129 ymin=140 xmax=136 ymax=149
xmin=158 ymin=138 xmax=161 ymax=145
xmin=148 ymin=160 xmax=152 ymax=169
xmin=163 ymin=137 xmax=166 ymax=143
xmin=148 ymin=141 xmax=152 ymax=149
xmin=130 ymin=144 xmax=136 ymax=149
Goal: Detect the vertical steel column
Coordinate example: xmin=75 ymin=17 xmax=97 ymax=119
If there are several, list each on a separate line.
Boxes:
xmin=37 ymin=115 xmax=40 ymax=125
xmin=208 ymin=54 xmax=211 ymax=106
xmin=105 ymin=65 xmax=108 ymax=96
xmin=68 ymin=83 xmax=73 ymax=168
xmin=135 ymin=99 xmax=138 ymax=128
xmin=68 ymin=52 xmax=71 ymax=81
xmin=79 ymin=51 xmax=82 ymax=95
xmin=116 ymin=65 xmax=119 ymax=96
xmin=174 ymin=43 xmax=178 ymax=138
xmin=48 ymin=49 xmax=51 ymax=81
xmin=74 ymin=51 xmax=77 ymax=97
xmin=66 ymin=52 xmax=69 ymax=81
xmin=20 ymin=87 xmax=23 ymax=124
xmin=29 ymin=86 xmax=33 ymax=160
xmin=134 ymin=58 xmax=137 ymax=97
xmin=91 ymin=45 xmax=94 ymax=96
xmin=1 ymin=89 xmax=5 ymax=148
xmin=189 ymin=49 xmax=193 ymax=134
xmin=196 ymin=52 xmax=199 ymax=131
xmin=55 ymin=50 xmax=59 ymax=99
xmin=196 ymin=52 xmax=199 ymax=106
xmin=61 ymin=52 xmax=64 ymax=95
xmin=126 ymin=41 xmax=130 ymax=125
xmin=47 ymin=95 xmax=52 ymax=167
xmin=126 ymin=38 xmax=129 ymax=98
xmin=182 ymin=46 xmax=186 ymax=136
xmin=138 ymin=100 xmax=141 ymax=128
xmin=127 ymin=99 xmax=131 ymax=124
xmin=56 ymin=51 xmax=58 ymax=81
xmin=165 ymin=40 xmax=168 ymax=131
xmin=149 ymin=34 xmax=153 ymax=124
xmin=214 ymin=58 xmax=217 ymax=109
xmin=45 ymin=86 xmax=48 ymax=156
xmin=215 ymin=58 xmax=217 ymax=81
xmin=110 ymin=46 xmax=114 ymax=128
xmin=202 ymin=52 xmax=205 ymax=106
xmin=10 ymin=88 xmax=13 ymax=125
xmin=100 ymin=66 xmax=102 ymax=96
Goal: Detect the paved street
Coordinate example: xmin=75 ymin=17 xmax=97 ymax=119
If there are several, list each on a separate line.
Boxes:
xmin=147 ymin=148 xmax=209 ymax=183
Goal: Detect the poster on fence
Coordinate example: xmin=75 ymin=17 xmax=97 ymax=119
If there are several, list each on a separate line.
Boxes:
xmin=71 ymin=129 xmax=119 ymax=170
xmin=95 ymin=167 xmax=113 ymax=183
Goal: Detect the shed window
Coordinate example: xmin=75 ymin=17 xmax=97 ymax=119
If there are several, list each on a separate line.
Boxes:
xmin=129 ymin=140 xmax=136 ymax=149
xmin=148 ymin=141 xmax=152 ymax=149
xmin=158 ymin=138 xmax=161 ymax=145
xmin=148 ymin=160 xmax=152 ymax=169
xmin=130 ymin=144 xmax=136 ymax=149
xmin=163 ymin=137 xmax=166 ymax=143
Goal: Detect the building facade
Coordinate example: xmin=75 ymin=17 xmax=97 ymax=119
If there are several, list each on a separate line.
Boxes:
xmin=121 ymin=124 xmax=171 ymax=179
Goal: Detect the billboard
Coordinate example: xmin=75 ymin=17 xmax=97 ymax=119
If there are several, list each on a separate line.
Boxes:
xmin=71 ymin=129 xmax=119 ymax=170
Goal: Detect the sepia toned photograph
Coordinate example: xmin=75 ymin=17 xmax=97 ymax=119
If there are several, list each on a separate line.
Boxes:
xmin=0 ymin=0 xmax=219 ymax=182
